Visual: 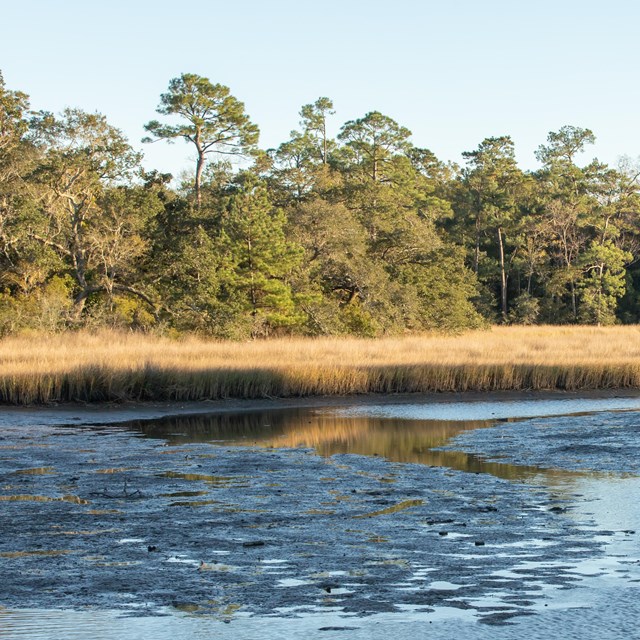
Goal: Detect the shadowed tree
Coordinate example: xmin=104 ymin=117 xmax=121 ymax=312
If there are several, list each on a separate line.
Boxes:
xmin=27 ymin=109 xmax=161 ymax=319
xmin=144 ymin=73 xmax=259 ymax=207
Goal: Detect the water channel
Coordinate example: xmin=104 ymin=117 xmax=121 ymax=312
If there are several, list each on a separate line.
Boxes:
xmin=1 ymin=395 xmax=639 ymax=639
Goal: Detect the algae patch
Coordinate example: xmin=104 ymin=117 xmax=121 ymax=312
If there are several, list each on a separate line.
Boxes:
xmin=0 ymin=494 xmax=89 ymax=504
xmin=354 ymin=499 xmax=424 ymax=519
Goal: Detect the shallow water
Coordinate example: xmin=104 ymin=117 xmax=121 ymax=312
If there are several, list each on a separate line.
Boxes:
xmin=333 ymin=395 xmax=640 ymax=421
xmin=135 ymin=409 xmax=547 ymax=480
xmin=2 ymin=396 xmax=640 ymax=639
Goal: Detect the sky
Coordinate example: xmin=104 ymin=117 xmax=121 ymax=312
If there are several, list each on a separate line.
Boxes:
xmin=2 ymin=0 xmax=639 ymax=180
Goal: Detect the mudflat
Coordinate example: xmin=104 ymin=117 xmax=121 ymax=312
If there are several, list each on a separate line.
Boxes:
xmin=2 ymin=392 xmax=639 ymax=631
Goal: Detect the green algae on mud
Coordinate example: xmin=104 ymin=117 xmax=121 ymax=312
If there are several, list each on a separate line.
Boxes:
xmin=0 ymin=550 xmax=73 ymax=558
xmin=160 ymin=471 xmax=248 ymax=487
xmin=12 ymin=467 xmax=56 ymax=475
xmin=353 ymin=499 xmax=424 ymax=519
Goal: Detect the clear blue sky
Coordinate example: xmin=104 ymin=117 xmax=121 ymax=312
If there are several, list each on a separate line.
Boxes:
xmin=2 ymin=0 xmax=639 ymax=179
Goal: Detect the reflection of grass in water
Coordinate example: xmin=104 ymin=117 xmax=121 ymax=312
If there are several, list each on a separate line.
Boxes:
xmin=238 ymin=417 xmax=580 ymax=482
xmin=213 ymin=415 xmax=549 ymax=481
xmin=0 ymin=494 xmax=89 ymax=504
xmin=2 ymin=327 xmax=640 ymax=403
xmin=354 ymin=499 xmax=424 ymax=519
xmin=95 ymin=468 xmax=131 ymax=474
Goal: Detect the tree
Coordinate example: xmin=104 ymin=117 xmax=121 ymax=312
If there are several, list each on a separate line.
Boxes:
xmin=337 ymin=111 xmax=411 ymax=182
xmin=28 ymin=109 xmax=159 ymax=319
xmin=578 ymin=241 xmax=631 ymax=324
xmin=534 ymin=126 xmax=598 ymax=320
xmin=268 ymin=98 xmax=336 ymax=205
xmin=459 ymin=137 xmax=526 ymax=321
xmin=286 ymin=197 xmax=389 ymax=334
xmin=299 ymin=97 xmax=335 ymax=165
xmin=0 ymin=71 xmax=29 ymax=153
xmin=268 ymin=131 xmax=318 ymax=204
xmin=0 ymin=72 xmax=36 ymax=289
xmin=144 ymin=73 xmax=259 ymax=207
xmin=219 ymin=174 xmax=305 ymax=336
xmin=535 ymin=125 xmax=596 ymax=168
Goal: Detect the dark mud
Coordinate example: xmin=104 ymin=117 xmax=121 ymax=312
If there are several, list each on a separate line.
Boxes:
xmin=3 ymin=397 xmax=640 ymax=639
xmin=441 ymin=410 xmax=640 ymax=474
xmin=0 ymin=413 xmax=622 ymax=626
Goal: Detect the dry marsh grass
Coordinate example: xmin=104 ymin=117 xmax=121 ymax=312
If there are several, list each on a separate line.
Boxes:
xmin=1 ymin=326 xmax=640 ymax=404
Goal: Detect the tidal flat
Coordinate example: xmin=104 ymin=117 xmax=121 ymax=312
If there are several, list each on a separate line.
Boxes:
xmin=1 ymin=393 xmax=640 ymax=639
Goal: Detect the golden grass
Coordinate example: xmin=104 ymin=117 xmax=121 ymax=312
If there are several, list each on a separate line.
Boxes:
xmin=1 ymin=326 xmax=640 ymax=404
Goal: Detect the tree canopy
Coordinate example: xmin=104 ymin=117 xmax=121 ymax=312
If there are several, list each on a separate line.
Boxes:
xmin=143 ymin=73 xmax=259 ymax=207
xmin=1 ymin=70 xmax=639 ymax=337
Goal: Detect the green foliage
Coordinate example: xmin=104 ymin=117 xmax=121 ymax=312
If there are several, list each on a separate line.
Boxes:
xmin=106 ymin=296 xmax=156 ymax=330
xmin=336 ymin=303 xmax=378 ymax=337
xmin=397 ymin=250 xmax=486 ymax=331
xmin=457 ymin=136 xmax=527 ymax=321
xmin=144 ymin=73 xmax=259 ymax=206
xmin=1 ymin=69 xmax=640 ymax=336
xmin=0 ymin=71 xmax=30 ymax=154
xmin=577 ymin=241 xmax=631 ymax=325
xmin=219 ymin=175 xmax=305 ymax=336
xmin=0 ymin=276 xmax=73 ymax=335
xmin=508 ymin=292 xmax=541 ymax=325
xmin=299 ymin=97 xmax=335 ymax=165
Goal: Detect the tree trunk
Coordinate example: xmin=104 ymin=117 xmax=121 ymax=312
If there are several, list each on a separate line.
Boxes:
xmin=322 ymin=119 xmax=327 ymax=165
xmin=473 ymin=216 xmax=480 ymax=275
xmin=194 ymin=126 xmax=205 ymax=208
xmin=497 ymin=226 xmax=508 ymax=321
xmin=570 ymin=280 xmax=577 ymax=320
xmin=195 ymin=150 xmax=205 ymax=209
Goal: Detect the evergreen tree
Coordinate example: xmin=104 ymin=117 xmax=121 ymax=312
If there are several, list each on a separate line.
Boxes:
xmin=219 ymin=174 xmax=305 ymax=337
xmin=144 ymin=73 xmax=259 ymax=208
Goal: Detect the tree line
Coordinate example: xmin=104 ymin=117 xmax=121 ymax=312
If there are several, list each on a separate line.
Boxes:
xmin=1 ymin=71 xmax=639 ymax=337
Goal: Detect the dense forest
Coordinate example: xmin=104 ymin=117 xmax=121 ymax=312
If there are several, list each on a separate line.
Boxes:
xmin=1 ymin=71 xmax=639 ymax=338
